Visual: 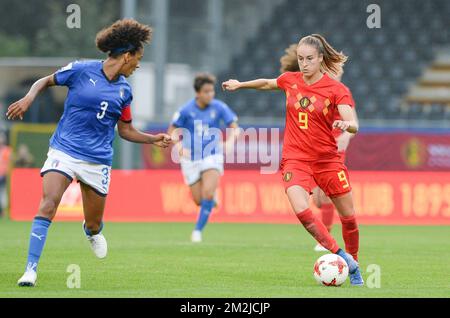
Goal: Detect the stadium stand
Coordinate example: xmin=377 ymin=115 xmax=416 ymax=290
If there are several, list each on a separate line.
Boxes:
xmin=216 ymin=0 xmax=450 ymax=121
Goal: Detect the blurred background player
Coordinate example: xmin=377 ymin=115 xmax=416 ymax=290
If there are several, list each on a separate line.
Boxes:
xmin=223 ymin=34 xmax=364 ymax=285
xmin=7 ymin=19 xmax=171 ymax=287
xmin=168 ymin=73 xmax=239 ymax=243
xmin=280 ymin=43 xmax=359 ymax=252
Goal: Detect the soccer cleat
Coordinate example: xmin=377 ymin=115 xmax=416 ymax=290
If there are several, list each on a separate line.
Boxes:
xmin=17 ymin=270 xmax=37 ymax=287
xmin=83 ymin=221 xmax=107 ymax=258
xmin=86 ymin=233 xmax=108 ymax=258
xmin=349 ymin=267 xmax=365 ymax=286
xmin=336 ymin=250 xmax=357 ymax=273
xmin=314 ymin=243 xmax=328 ymax=252
xmin=191 ymin=230 xmax=202 ymax=243
xmin=336 ymin=250 xmax=364 ymax=286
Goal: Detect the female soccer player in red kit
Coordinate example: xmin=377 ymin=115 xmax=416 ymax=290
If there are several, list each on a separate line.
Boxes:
xmin=223 ymin=34 xmax=364 ymax=285
xmin=280 ymin=43 xmax=359 ymax=252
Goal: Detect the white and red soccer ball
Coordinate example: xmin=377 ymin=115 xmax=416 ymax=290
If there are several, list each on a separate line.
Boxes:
xmin=313 ymin=254 xmax=349 ymax=286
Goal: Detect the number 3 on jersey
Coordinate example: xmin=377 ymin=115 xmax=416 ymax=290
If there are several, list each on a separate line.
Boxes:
xmin=298 ymin=112 xmax=308 ymax=129
xmin=97 ymin=101 xmax=108 ymax=120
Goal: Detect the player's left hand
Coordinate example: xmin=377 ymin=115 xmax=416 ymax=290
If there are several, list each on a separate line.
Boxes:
xmin=151 ymin=133 xmax=172 ymax=148
xmin=332 ymin=120 xmax=350 ymax=132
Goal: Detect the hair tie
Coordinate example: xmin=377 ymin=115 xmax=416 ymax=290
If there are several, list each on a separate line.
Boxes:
xmin=110 ymin=43 xmax=136 ymax=55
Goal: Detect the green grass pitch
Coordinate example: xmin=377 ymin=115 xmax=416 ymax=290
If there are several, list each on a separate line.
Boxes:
xmin=0 ymin=218 xmax=449 ymax=297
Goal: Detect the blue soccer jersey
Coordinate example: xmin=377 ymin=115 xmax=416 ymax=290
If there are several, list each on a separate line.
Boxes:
xmin=50 ymin=60 xmax=133 ymax=166
xmin=171 ymin=98 xmax=238 ymax=161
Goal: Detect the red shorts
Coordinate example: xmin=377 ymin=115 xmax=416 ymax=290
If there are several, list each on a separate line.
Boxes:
xmin=280 ymin=156 xmax=352 ymax=197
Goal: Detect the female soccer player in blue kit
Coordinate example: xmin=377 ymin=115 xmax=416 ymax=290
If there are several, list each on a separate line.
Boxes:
xmin=168 ymin=74 xmax=239 ymax=243
xmin=7 ymin=19 xmax=171 ymax=287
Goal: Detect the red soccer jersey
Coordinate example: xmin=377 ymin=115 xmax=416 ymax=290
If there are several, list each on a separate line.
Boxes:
xmin=277 ymin=72 xmax=354 ymax=161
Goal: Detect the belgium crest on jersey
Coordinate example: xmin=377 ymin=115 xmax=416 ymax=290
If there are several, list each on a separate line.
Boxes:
xmin=283 ymin=172 xmax=293 ymax=182
xmin=299 ymin=96 xmax=311 ymax=109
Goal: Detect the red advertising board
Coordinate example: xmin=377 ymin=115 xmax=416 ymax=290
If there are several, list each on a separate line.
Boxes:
xmin=346 ymin=133 xmax=450 ymax=171
xmin=142 ymin=128 xmax=450 ymax=172
xmin=10 ymin=169 xmax=450 ymax=225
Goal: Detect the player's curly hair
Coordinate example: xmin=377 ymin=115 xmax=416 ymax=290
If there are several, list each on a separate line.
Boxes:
xmin=96 ymin=19 xmax=152 ymax=57
xmin=280 ymin=43 xmax=300 ymax=73
xmin=298 ymin=34 xmax=347 ymax=78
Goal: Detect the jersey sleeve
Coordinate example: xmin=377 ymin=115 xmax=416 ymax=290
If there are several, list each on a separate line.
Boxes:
xmin=276 ymin=72 xmax=291 ymax=90
xmin=220 ymin=102 xmax=238 ymax=126
xmin=171 ymin=108 xmax=187 ymax=128
xmin=119 ymin=105 xmax=132 ymax=123
xmin=335 ymin=84 xmax=354 ymax=108
xmin=119 ymin=89 xmax=133 ymax=123
xmin=53 ymin=61 xmax=84 ymax=87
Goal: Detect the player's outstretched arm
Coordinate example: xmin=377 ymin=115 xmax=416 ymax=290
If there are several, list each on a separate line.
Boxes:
xmin=222 ymin=78 xmax=279 ymax=91
xmin=118 ymin=121 xmax=171 ymax=147
xmin=6 ymin=74 xmax=56 ymax=120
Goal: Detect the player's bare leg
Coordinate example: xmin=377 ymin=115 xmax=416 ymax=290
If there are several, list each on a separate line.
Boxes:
xmin=191 ymin=169 xmax=220 ymax=242
xmin=331 ymin=192 xmax=364 ymax=285
xmin=312 ymin=187 xmax=335 ymax=252
xmin=80 ymin=183 xmax=107 ymax=258
xmin=190 ymin=177 xmax=218 ymax=208
xmin=189 ymin=180 xmax=202 ymax=206
xmin=286 ymin=185 xmax=340 ymax=253
xmin=18 ymin=172 xmax=71 ymax=287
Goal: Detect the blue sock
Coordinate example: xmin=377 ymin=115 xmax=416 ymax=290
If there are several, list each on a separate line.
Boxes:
xmin=195 ymin=199 xmax=215 ymax=231
xmin=336 ymin=248 xmax=346 ymax=259
xmin=83 ymin=221 xmax=104 ymax=236
xmin=25 ymin=216 xmax=52 ymax=273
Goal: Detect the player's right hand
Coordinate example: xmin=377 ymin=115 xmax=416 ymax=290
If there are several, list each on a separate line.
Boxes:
xmin=222 ymin=79 xmax=241 ymax=91
xmin=152 ymin=133 xmax=172 ymax=148
xmin=6 ymin=96 xmax=32 ymax=120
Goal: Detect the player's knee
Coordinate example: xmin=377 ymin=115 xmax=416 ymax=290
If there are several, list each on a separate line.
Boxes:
xmin=338 ymin=207 xmax=355 ymax=217
xmin=293 ymin=201 xmax=310 ymax=214
xmin=38 ymin=197 xmax=58 ymax=219
xmin=201 ymin=190 xmax=215 ymax=201
xmin=313 ymin=196 xmax=321 ymax=208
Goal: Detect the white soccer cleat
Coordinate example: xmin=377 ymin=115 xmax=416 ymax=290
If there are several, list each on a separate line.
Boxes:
xmin=17 ymin=270 xmax=37 ymax=287
xmin=314 ymin=243 xmax=329 ymax=252
xmin=87 ymin=234 xmax=108 ymax=258
xmin=191 ymin=230 xmax=202 ymax=243
xmin=83 ymin=221 xmax=107 ymax=258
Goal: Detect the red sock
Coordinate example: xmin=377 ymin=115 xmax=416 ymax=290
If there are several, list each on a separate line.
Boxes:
xmin=320 ymin=203 xmax=335 ymax=232
xmin=296 ymin=208 xmax=340 ymax=253
xmin=340 ymin=214 xmax=359 ymax=261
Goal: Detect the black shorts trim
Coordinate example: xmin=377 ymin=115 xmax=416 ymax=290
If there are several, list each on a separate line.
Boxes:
xmin=40 ymin=169 xmax=73 ymax=182
xmin=187 ymin=177 xmax=201 ymax=187
xmin=78 ymin=180 xmax=108 ymax=197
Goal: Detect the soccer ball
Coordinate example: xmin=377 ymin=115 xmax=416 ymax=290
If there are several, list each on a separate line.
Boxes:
xmin=313 ymin=254 xmax=349 ymax=287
